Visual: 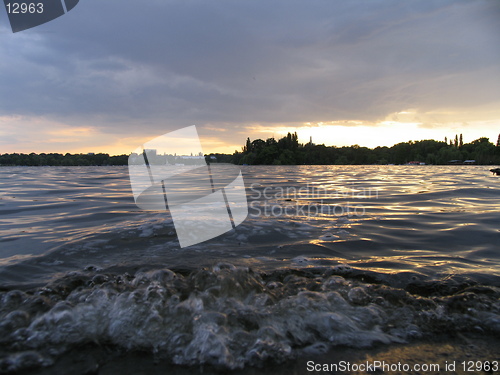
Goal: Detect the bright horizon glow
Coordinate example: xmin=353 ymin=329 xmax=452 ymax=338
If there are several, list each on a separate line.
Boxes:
xmin=250 ymin=122 xmax=499 ymax=151
xmin=1 ymin=117 xmax=499 ymax=155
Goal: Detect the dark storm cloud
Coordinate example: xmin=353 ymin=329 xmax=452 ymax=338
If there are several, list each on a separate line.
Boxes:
xmin=1 ymin=0 xmax=499 ymax=134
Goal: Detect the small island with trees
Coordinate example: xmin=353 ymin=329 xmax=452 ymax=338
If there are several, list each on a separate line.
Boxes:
xmin=1 ymin=133 xmax=499 ymax=166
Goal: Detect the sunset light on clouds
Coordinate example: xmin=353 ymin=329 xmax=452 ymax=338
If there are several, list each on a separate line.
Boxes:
xmin=1 ymin=0 xmax=499 ymax=154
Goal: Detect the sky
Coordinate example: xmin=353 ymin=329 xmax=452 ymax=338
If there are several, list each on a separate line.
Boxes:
xmin=1 ymin=0 xmax=499 ymax=155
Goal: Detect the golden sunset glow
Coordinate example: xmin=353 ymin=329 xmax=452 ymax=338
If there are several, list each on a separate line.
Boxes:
xmin=1 ymin=1 xmax=498 ymax=156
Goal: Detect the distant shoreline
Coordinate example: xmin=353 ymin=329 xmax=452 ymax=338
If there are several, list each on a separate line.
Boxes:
xmin=2 ymin=134 xmax=499 ymax=166
xmin=0 ymin=163 xmax=497 ymax=167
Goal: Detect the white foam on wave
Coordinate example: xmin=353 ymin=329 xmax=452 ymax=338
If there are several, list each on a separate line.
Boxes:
xmin=1 ymin=265 xmax=499 ymax=372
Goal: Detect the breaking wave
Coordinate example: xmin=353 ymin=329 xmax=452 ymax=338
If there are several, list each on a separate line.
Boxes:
xmin=1 ymin=264 xmax=499 ymax=373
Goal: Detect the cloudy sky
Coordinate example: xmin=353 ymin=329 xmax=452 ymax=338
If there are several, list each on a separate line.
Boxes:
xmin=1 ymin=0 xmax=499 ymax=154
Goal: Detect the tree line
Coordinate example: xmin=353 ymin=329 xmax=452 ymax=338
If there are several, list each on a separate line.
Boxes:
xmin=0 ymin=153 xmax=128 ymax=166
xmin=208 ymin=133 xmax=500 ymax=165
xmin=1 ymin=133 xmax=499 ymax=166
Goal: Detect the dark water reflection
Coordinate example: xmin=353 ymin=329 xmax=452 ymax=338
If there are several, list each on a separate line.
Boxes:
xmin=1 ymin=165 xmax=499 ymax=286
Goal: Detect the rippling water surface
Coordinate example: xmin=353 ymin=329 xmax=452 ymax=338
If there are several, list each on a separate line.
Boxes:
xmin=0 ymin=165 xmax=499 ymax=372
xmin=1 ymin=165 xmax=499 ymax=284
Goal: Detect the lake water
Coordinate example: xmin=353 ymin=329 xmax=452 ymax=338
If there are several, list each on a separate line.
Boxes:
xmin=0 ymin=165 xmax=499 ymax=372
